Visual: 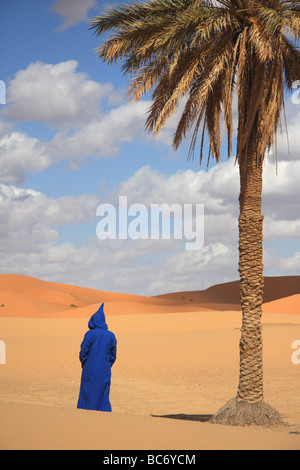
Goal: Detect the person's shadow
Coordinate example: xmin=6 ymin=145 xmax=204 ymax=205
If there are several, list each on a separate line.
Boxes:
xmin=151 ymin=413 xmax=213 ymax=422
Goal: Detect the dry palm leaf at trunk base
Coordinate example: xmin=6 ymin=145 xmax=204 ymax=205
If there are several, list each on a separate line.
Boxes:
xmin=210 ymin=398 xmax=284 ymax=427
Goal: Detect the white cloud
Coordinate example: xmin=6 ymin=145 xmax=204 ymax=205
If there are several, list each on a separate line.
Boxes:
xmin=0 ymin=117 xmax=12 ymax=138
xmin=0 ymin=132 xmax=51 ymax=185
xmin=0 ymin=60 xmax=153 ymax=181
xmin=277 ymin=252 xmax=300 ymax=273
xmin=264 ymin=217 xmax=300 ymax=240
xmin=0 ymin=184 xmax=100 ymax=253
xmin=4 ymin=60 xmax=121 ymax=128
xmin=0 ymin=61 xmax=154 ymax=182
xmin=49 ymin=100 xmax=150 ymax=165
xmin=115 ymin=157 xmax=240 ymax=206
xmin=262 ymin=159 xmax=300 ymax=227
xmin=111 ymin=160 xmax=240 ymax=247
xmin=51 ymin=0 xmax=97 ymax=31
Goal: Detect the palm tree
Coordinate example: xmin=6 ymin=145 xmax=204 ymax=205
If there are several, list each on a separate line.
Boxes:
xmin=90 ymin=0 xmax=300 ymax=425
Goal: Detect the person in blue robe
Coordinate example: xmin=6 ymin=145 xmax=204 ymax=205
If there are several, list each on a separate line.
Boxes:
xmin=77 ymin=303 xmax=117 ymax=411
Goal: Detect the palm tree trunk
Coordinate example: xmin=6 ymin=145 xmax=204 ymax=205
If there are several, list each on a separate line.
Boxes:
xmin=237 ymin=154 xmax=264 ymax=403
xmin=210 ymin=150 xmax=283 ymax=426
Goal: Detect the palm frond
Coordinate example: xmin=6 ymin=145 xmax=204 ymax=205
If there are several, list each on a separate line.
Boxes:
xmin=90 ymin=0 xmax=300 ymax=166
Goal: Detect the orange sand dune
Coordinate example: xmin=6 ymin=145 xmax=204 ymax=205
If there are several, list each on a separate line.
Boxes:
xmin=156 ymin=275 xmax=300 ymax=315
xmin=1 ymin=273 xmax=300 ymax=318
xmin=263 ymin=294 xmax=300 ymax=315
xmin=0 ymin=274 xmax=192 ymax=318
xmin=0 ymin=273 xmax=176 ymax=306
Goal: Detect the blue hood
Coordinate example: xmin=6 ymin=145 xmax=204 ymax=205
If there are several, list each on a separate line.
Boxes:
xmin=88 ymin=303 xmax=108 ymax=330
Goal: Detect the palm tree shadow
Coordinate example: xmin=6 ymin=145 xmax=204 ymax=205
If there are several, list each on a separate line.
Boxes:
xmin=151 ymin=413 xmax=213 ymax=423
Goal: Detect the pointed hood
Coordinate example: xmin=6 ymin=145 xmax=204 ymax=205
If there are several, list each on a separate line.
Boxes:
xmin=88 ymin=303 xmax=108 ymax=330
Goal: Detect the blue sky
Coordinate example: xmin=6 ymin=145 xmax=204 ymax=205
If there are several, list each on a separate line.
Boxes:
xmin=0 ymin=0 xmax=300 ymax=296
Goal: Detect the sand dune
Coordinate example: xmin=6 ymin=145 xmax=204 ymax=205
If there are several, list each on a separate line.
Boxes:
xmin=156 ymin=276 xmax=300 ymax=315
xmin=0 ymin=274 xmax=300 ymax=450
xmin=1 ymin=274 xmax=299 ymax=318
xmin=0 ymin=274 xmax=188 ymax=318
xmin=263 ymin=294 xmax=300 ymax=315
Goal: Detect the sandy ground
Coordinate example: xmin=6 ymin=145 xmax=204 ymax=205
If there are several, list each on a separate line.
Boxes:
xmin=0 ymin=274 xmax=300 ymax=450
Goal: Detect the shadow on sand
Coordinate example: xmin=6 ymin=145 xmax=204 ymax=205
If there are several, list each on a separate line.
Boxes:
xmin=151 ymin=413 xmax=213 ymax=423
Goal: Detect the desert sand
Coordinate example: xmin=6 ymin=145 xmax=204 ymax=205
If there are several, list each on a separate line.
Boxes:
xmin=0 ymin=274 xmax=299 ymax=450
